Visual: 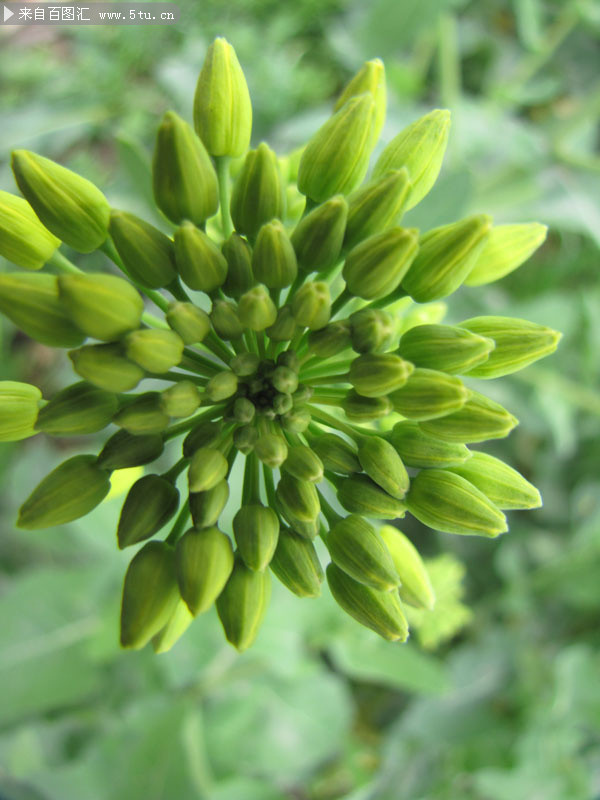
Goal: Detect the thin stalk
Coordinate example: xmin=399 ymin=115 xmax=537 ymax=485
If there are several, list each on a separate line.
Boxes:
xmin=308 ymin=405 xmax=373 ymax=442
xmin=163 ymin=404 xmax=226 ymax=441
xmin=168 ymin=279 xmax=192 ymax=302
xmin=242 ymin=450 xmax=260 ymax=505
xmin=316 ymin=489 xmax=342 ymax=526
xmin=215 ymin=156 xmax=233 ymax=239
xmin=166 ymin=499 xmax=190 ymax=545
xmin=303 ymin=373 xmax=350 ymax=387
xmin=300 ymin=357 xmax=354 ymax=380
xmin=330 ymin=289 xmax=352 ymax=319
xmin=163 ymin=456 xmax=190 ymax=483
xmin=182 ymin=349 xmax=221 ymax=375
xmin=205 ymin=331 xmax=235 ymax=364
xmin=262 ymin=463 xmax=278 ymax=510
xmin=284 ymin=272 xmax=306 ymax=306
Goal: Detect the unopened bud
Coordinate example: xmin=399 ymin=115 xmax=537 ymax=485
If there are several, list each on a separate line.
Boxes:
xmin=206 ymin=370 xmax=238 ymax=402
xmin=231 ymin=351 xmax=260 ymax=376
xmin=232 ymin=397 xmax=255 ymax=424
xmin=388 ymin=420 xmax=470 ymax=468
xmin=124 ymin=329 xmax=184 ymax=374
xmin=270 ymin=528 xmax=323 ymax=597
xmin=36 ymin=381 xmax=117 ymax=436
xmin=152 ymin=599 xmax=194 ymax=654
xmin=329 ymin=514 xmax=399 ymax=591
xmin=358 ymin=436 xmax=409 ymax=498
xmin=343 ymin=227 xmax=419 ymax=300
xmin=117 ymin=475 xmax=179 ymax=548
xmin=389 ymin=368 xmax=469 ymax=421
xmin=252 ymin=220 xmax=298 ymax=289
xmin=233 ymin=424 xmax=258 ymax=454
xmin=189 ymin=479 xmax=230 ymax=528
xmin=311 ymin=432 xmax=360 ymax=474
xmin=238 ymin=284 xmax=278 ymax=330
xmin=255 ymin=433 xmax=288 ymax=468
xmin=176 ymin=526 xmax=234 ymax=615
xmin=349 ymin=308 xmax=396 ymax=353
xmin=291 ymin=195 xmax=348 ymax=274
xmin=109 ymin=210 xmax=176 ymax=288
xmin=231 ymin=143 xmax=285 ymax=239
xmin=343 ymin=391 xmax=392 ymax=422
xmin=282 ymin=445 xmax=324 ymax=483
xmin=166 ymin=301 xmax=211 ymax=345
xmin=174 ymin=221 xmax=228 ymax=293
xmin=0 ymin=190 xmax=59 ymax=269
xmin=160 ymin=381 xmax=201 ymax=418
xmin=337 ymin=473 xmax=406 ymax=519
xmin=234 ymin=503 xmax=280 ymax=571
xmin=349 ymin=353 xmax=414 ymax=397
xmin=334 ymin=58 xmax=386 ymax=143
xmin=69 ymin=343 xmax=144 ymax=392
xmin=447 ymin=451 xmax=542 ymax=510
xmin=397 ymin=323 xmax=495 ymax=374
xmin=188 ymin=447 xmax=228 ymax=492
xmin=0 ymin=381 xmax=42 ymax=442
xmin=58 ymin=273 xmax=143 ymax=341
xmin=344 ymin=169 xmax=411 ymax=250
xmin=216 ymin=558 xmax=271 ymax=651
xmin=222 ymin=233 xmax=254 ymax=298
xmin=265 ymin=304 xmax=298 ymax=342
xmin=276 ymin=474 xmax=320 ymax=523
xmin=419 ymin=390 xmax=518 ymax=443
xmin=97 ymin=429 xmax=164 ymax=470
xmin=307 ymin=321 xmax=352 ymax=358
xmin=379 ymin=526 xmax=435 ymax=610
xmin=114 ymin=392 xmax=170 ymax=435
xmin=465 ymin=223 xmax=548 ymax=286
xmin=291 ymin=281 xmax=331 ymax=330
xmin=280 ymin=407 xmax=311 ymax=433
xmin=183 ymin=421 xmax=222 ymax=457
xmin=210 ymin=299 xmax=244 ymax=340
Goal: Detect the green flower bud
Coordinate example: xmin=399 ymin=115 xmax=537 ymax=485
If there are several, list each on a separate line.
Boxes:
xmin=311 ymin=433 xmax=360 ymax=475
xmin=0 ymin=190 xmax=59 ymax=269
xmin=97 ymin=429 xmax=164 ymax=470
xmin=291 ymin=383 xmax=313 ymax=405
xmin=270 ymin=528 xmax=323 ymax=597
xmin=222 ymin=233 xmax=254 ymax=298
xmin=389 ymin=421 xmax=471 ymax=469
xmin=206 ymin=370 xmax=238 ymax=402
xmin=277 ymin=350 xmax=300 ymax=372
xmin=337 ymin=474 xmax=407 ymax=519
xmin=271 ymin=366 xmax=298 ymax=394
xmin=298 ymin=94 xmax=376 ymax=202
xmin=307 ymin=321 xmax=352 ymax=358
xmin=174 ymin=222 xmax=228 ymax=293
xmin=344 ymin=169 xmax=411 ymax=250
xmin=114 ymin=393 xmax=170 ymax=435
xmin=234 ymin=503 xmax=280 ymax=571
xmin=109 ymin=210 xmax=176 ymax=289
xmin=69 ymin=344 xmax=144 ymax=392
xmin=0 ymin=381 xmax=42 ymax=442
xmin=188 ymin=447 xmax=228 ymax=492
xmin=349 ymin=308 xmax=397 ymax=353
xmin=58 ymin=273 xmax=143 ymax=341
xmin=35 ymin=381 xmax=117 ymax=436
xmin=358 ymin=436 xmax=409 ymax=499
xmin=166 ymin=302 xmax=211 ymax=345
xmin=231 ymin=351 xmax=260 ymax=376
xmin=238 ymin=284 xmax=278 ymax=330
xmin=343 ymin=391 xmax=393 ymax=422
xmin=120 ymin=541 xmax=179 ymax=649
xmin=326 ymin=563 xmax=408 ymax=642
xmin=176 ymin=526 xmax=234 ymax=615
xmin=276 ymin=474 xmax=320 ymax=523
xmin=280 ymin=511 xmax=319 ymax=541
xmin=265 ymin=304 xmax=298 ymax=342
xmin=124 ymin=329 xmax=184 ymax=374
xmin=372 ymin=109 xmax=451 ymax=211
xmin=231 ymin=143 xmax=285 ymax=239
xmin=397 ymin=324 xmax=495 ymax=374
xmin=160 ymin=381 xmax=201 ymax=418
xmin=419 ymin=390 xmax=518 ymax=443
xmin=282 ymin=445 xmax=324 ymax=483
xmin=233 ymin=424 xmax=258 ymax=454
xmin=251 ymin=220 xmax=298 ymax=289
xmin=210 ymin=299 xmax=244 ymax=340
xmin=216 ymin=559 xmax=271 ymax=652
xmin=117 ymin=475 xmax=180 ymax=548
xmin=0 ymin=273 xmax=84 ymax=348
xmin=152 ymin=111 xmax=218 ymax=226
xmin=17 ymin=454 xmax=111 ymax=529
xmin=334 ymin=58 xmax=386 ymax=143
xmin=11 ymin=150 xmax=110 ymax=252
xmin=328 ymin=513 xmax=400 ymax=591
xmin=402 ymin=215 xmax=492 ymax=303
xmin=446 ymin=451 xmax=541 ymax=510
xmin=459 ymin=316 xmax=561 ymax=379
xmin=193 ymin=37 xmax=252 ymax=158
xmin=343 ymin=227 xmax=419 ymax=301
xmin=290 ymin=195 xmax=348 ymax=274
xmin=406 ymin=468 xmax=508 ymax=537
xmin=183 ymin=421 xmax=222 ymax=457
xmin=291 ymin=281 xmax=331 ymax=330
xmin=389 ymin=368 xmax=469 ymax=421
xmin=349 ymin=353 xmax=414 ymax=398
xmin=379 ymin=525 xmax=435 ymax=610
xmin=280 ymin=407 xmax=311 ymax=433
xmin=189 ymin=479 xmax=230 ymax=528
xmin=152 ymin=599 xmax=194 ymax=654
xmin=274 ymin=393 xmax=294 ymax=416
xmin=255 ymin=433 xmax=288 ymax=468
xmin=465 ymin=223 xmax=548 ymax=287
xmin=232 ymin=397 xmax=256 ymax=424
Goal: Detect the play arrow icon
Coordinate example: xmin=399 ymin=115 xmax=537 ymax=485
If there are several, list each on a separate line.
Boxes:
xmin=3 ymin=5 xmax=15 ymax=21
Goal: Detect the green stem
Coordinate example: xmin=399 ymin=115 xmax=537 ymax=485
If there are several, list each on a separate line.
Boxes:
xmin=48 ymin=250 xmax=83 ymax=275
xmin=284 ymin=272 xmax=306 ymax=306
xmin=168 ymin=279 xmax=192 ymax=302
xmin=100 ymin=239 xmax=170 ymax=312
xmin=215 ymin=156 xmax=234 ymax=239
xmin=304 ymin=373 xmax=350 ymax=387
xmin=308 ymin=405 xmax=372 ymax=442
xmin=182 ymin=349 xmax=221 ymax=375
xmin=316 ymin=489 xmax=342 ymax=526
xmin=166 ymin=499 xmax=190 ymax=545
xmin=163 ymin=404 xmax=225 ymax=441
xmin=262 ymin=463 xmax=278 ymax=510
xmin=300 ymin=358 xmax=354 ymax=381
xmin=330 ymin=289 xmax=352 ymax=319
xmin=163 ymin=456 xmax=190 ymax=483
xmin=148 ymin=370 xmax=206 ymax=385
xmin=242 ymin=451 xmax=260 ymax=505
xmin=205 ymin=331 xmax=235 ymax=364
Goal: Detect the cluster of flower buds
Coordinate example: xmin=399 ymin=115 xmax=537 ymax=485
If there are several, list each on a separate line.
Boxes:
xmin=0 ymin=39 xmax=560 ymax=653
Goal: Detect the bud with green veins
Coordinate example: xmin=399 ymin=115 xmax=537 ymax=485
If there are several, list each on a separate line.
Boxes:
xmin=291 ymin=195 xmax=348 ymax=274
xmin=11 ymin=150 xmax=110 ymax=252
xmin=357 ymin=436 xmax=409 ymax=499
xmin=372 ymin=109 xmax=451 ymax=211
xmin=210 ymin=299 xmax=244 ymax=340
xmin=231 ymin=143 xmax=285 ymax=239
xmin=465 ymin=222 xmax=548 ymax=286
xmin=419 ymin=390 xmax=518 ymax=443
xmin=205 ymin=370 xmax=238 ymax=402
xmin=233 ymin=425 xmax=258 ymax=454
xmin=0 ymin=381 xmax=42 ymax=442
xmin=311 ymin=433 xmax=360 ymax=475
xmin=166 ymin=302 xmax=211 ymax=345
xmin=174 ymin=222 xmax=228 ymax=293
xmin=183 ymin=421 xmax=222 ymax=457
xmin=188 ymin=447 xmax=229 ymax=492
xmin=234 ymin=504 xmax=280 ymax=571
xmin=307 ymin=321 xmax=352 ymax=358
xmin=266 ymin=305 xmax=298 ymax=342
xmin=379 ymin=526 xmax=435 ymax=610
xmin=446 ymin=451 xmax=542 ymax=510
xmin=152 ymin=600 xmax=194 ymax=654
xmin=237 ymin=285 xmax=278 ymax=330
xmin=343 ymin=391 xmax=392 ymax=422
xmin=389 ymin=368 xmax=469 ymax=421
xmin=97 ymin=429 xmax=164 ymax=471
xmin=271 ymin=365 xmax=298 ymax=394
xmin=0 ymin=190 xmax=60 ymax=269
xmin=282 ymin=445 xmax=324 ymax=483
xmin=343 ymin=227 xmax=419 ymax=301
xmin=291 ymin=281 xmax=331 ymax=330
xmin=328 ymin=514 xmax=400 ymax=591
xmin=190 ymin=480 xmax=230 ymax=528
xmin=109 ymin=210 xmax=177 ymax=289
xmin=337 ymin=473 xmax=406 ymax=519
xmin=334 ymin=58 xmax=386 ymax=143
xmin=69 ymin=343 xmax=144 ymax=393
xmin=124 ymin=329 xmax=184 ymax=374
xmin=160 ymin=381 xmax=201 ymax=418
xmin=222 ymin=233 xmax=254 ymax=298
xmin=276 ymin=474 xmax=320 ymax=523
xmin=152 ymin=111 xmax=218 ymax=226
xmin=230 ymin=351 xmax=260 ymax=376
xmin=232 ymin=397 xmax=256 ymax=423
xmin=281 ymin=408 xmax=311 ymax=434
xmin=58 ymin=273 xmax=144 ymax=341
xmin=459 ymin=316 xmax=561 ymax=378
xmin=270 ymin=528 xmax=323 ymax=597
xmin=389 ymin=421 xmax=471 ymax=469
xmin=349 ymin=308 xmax=396 ymax=354
xmin=176 ymin=526 xmax=234 ymax=615
xmin=344 ymin=169 xmax=411 ymax=250
xmin=216 ymin=559 xmax=271 ymax=651
xmin=397 ymin=323 xmax=495 ymax=374
xmin=252 ymin=220 xmax=298 ymax=289
xmin=117 ymin=475 xmax=180 ymax=548
xmin=35 ymin=381 xmax=117 ymax=436
xmin=349 ymin=353 xmax=414 ymax=398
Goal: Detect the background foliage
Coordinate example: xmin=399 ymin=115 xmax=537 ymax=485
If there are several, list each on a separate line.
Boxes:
xmin=1 ymin=0 xmax=599 ymax=797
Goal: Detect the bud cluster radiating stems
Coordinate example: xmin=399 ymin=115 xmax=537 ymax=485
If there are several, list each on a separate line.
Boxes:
xmin=0 ymin=39 xmax=560 ymax=652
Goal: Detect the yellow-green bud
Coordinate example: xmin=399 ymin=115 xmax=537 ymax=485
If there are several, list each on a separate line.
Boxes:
xmin=124 ymin=329 xmax=184 ymax=374
xmin=205 ymin=370 xmax=238 ymax=402
xmin=152 ymin=111 xmax=218 ymax=226
xmin=343 ymin=227 xmax=419 ymax=300
xmin=176 ymin=526 xmax=234 ymax=615
xmin=344 ymin=169 xmax=411 ymax=250
xmin=311 ymin=432 xmax=360 ymax=475
xmin=266 ymin=305 xmax=298 ymax=342
xmin=69 ymin=344 xmax=144 ymax=392
xmin=298 ymin=94 xmax=376 ymax=202
xmin=307 ymin=321 xmax=352 ymax=358
xmin=255 ymin=433 xmax=288 ymax=468
xmin=273 ymin=393 xmax=294 ymax=417
xmin=326 ymin=563 xmax=408 ymax=642
xmin=231 ymin=351 xmax=260 ymax=376
xmin=210 ymin=300 xmax=244 ymax=340
xmin=379 ymin=526 xmax=435 ymax=610
xmin=291 ymin=384 xmax=313 ymax=405
xmin=397 ymin=323 xmax=495 ymax=374
xmin=233 ymin=424 xmax=258 ymax=454
xmin=389 ymin=421 xmax=470 ymax=469
xmin=234 ymin=503 xmax=280 ymax=571
xmin=216 ymin=559 xmax=271 ymax=652
xmin=109 ymin=210 xmax=176 ymax=289
xmin=193 ymin=37 xmax=252 ymax=158
xmin=231 ymin=143 xmax=285 ymax=239
xmin=343 ymin=391 xmax=392 ymax=422
xmin=189 ymin=479 xmax=230 ymax=528
xmin=402 ymin=214 xmax=492 ymax=302
xmin=282 ymin=445 xmax=324 ymax=483
xmin=238 ymin=284 xmax=278 ymax=330
xmin=35 ymin=381 xmax=117 ymax=436
xmin=183 ymin=421 xmax=222 ymax=457
xmin=58 ymin=273 xmax=143 ymax=341
xmin=120 ymin=541 xmax=179 ymax=649
xmin=328 ymin=514 xmax=399 ymax=591
xmin=11 ymin=150 xmax=110 ymax=252
xmin=280 ymin=407 xmax=311 ymax=433
xmin=337 ymin=474 xmax=406 ymax=519
xmin=117 ymin=475 xmax=179 ymax=549
xmin=459 ymin=316 xmax=561 ymax=379
xmin=188 ymin=447 xmax=228 ymax=492
xmin=465 ymin=223 xmax=548 ymax=287
xmin=349 ymin=308 xmax=396 ymax=353
xmin=270 ymin=528 xmax=323 ymax=597
xmin=447 ymin=451 xmax=542 ymax=510
xmin=114 ymin=392 xmax=170 ymax=435
xmin=17 ymin=454 xmax=110 ymax=529
xmin=349 ymin=353 xmax=414 ymax=397
xmin=0 ymin=381 xmax=42 ymax=442
xmin=222 ymin=233 xmax=254 ymax=298
xmin=166 ymin=302 xmax=211 ymax=345
xmin=372 ymin=109 xmax=451 ymax=211
xmin=280 ymin=511 xmax=319 ymax=541
xmin=357 ymin=436 xmax=409 ymax=499
xmin=97 ymin=429 xmax=164 ymax=470
xmin=251 ymin=220 xmax=298 ymax=289
xmin=0 ymin=190 xmax=60 ymax=269
xmin=334 ymin=58 xmax=386 ymax=143
xmin=232 ymin=397 xmax=256 ymax=423
xmin=277 ymin=350 xmax=300 ymax=372
xmin=389 ymin=368 xmax=469 ymax=421
xmin=406 ymin=468 xmax=508 ymax=537
xmin=291 ymin=281 xmax=331 ymax=330
xmin=290 ymin=195 xmax=348 ymax=274
xmin=271 ymin=366 xmax=298 ymax=394
xmin=152 ymin=599 xmax=194 ymax=654
xmin=174 ymin=222 xmax=228 ymax=293
xmin=160 ymin=381 xmax=201 ymax=418
xmin=276 ymin=474 xmax=320 ymax=523
xmin=419 ymin=390 xmax=519 ymax=443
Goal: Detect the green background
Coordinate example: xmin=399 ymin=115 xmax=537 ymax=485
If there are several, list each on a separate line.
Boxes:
xmin=1 ymin=0 xmax=599 ymax=797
